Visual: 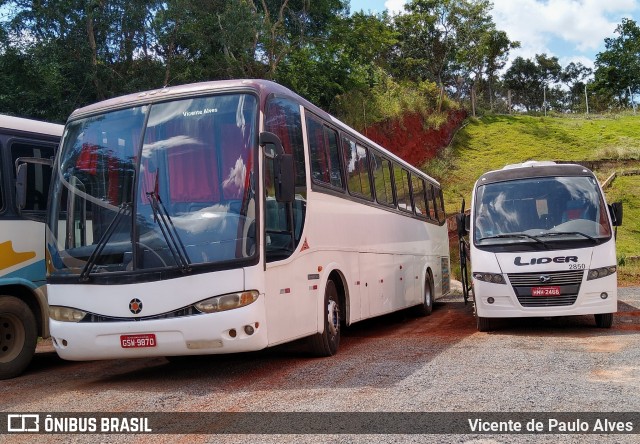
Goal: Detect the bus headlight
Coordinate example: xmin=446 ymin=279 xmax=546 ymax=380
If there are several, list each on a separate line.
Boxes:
xmin=195 ymin=291 xmax=259 ymax=313
xmin=473 ymin=272 xmax=506 ymax=284
xmin=587 ymin=266 xmax=617 ymax=281
xmin=49 ymin=306 xmax=87 ymax=322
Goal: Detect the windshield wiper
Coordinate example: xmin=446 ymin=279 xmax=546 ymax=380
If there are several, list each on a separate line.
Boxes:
xmin=146 ymin=190 xmax=191 ymax=273
xmin=79 ymin=202 xmax=131 ymax=282
xmin=478 ymin=233 xmax=550 ymax=249
xmin=540 ymin=231 xmax=598 ymax=243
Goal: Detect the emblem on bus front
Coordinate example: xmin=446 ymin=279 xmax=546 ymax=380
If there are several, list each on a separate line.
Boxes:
xmin=129 ymin=298 xmax=143 ymax=314
xmin=539 ymin=275 xmax=552 ymax=284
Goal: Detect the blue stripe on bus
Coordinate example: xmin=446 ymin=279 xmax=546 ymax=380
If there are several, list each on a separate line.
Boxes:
xmin=0 ymin=260 xmax=46 ymax=289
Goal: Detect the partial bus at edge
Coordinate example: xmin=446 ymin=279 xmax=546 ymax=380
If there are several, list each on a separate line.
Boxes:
xmin=461 ymin=160 xmax=623 ymax=331
xmin=45 ymin=79 xmax=450 ymax=361
xmin=0 ymin=114 xmax=63 ymax=379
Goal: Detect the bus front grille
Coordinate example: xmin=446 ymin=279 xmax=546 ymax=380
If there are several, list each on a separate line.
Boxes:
xmin=507 ymin=270 xmax=584 ymax=307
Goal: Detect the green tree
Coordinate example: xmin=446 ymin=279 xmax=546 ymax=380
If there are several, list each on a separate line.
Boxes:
xmin=503 ymin=54 xmax=561 ymax=112
xmin=594 ymin=18 xmax=640 ymax=107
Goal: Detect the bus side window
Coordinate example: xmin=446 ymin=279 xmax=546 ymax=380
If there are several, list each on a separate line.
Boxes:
xmin=372 ymin=153 xmax=394 ymax=206
xmin=343 ymin=138 xmax=372 ymax=200
xmin=411 ymin=175 xmax=428 ymax=218
xmin=394 ymin=164 xmax=412 ymax=212
xmin=11 ymin=142 xmax=55 ymax=212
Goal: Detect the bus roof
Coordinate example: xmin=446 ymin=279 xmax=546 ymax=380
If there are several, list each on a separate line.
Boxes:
xmin=67 ymin=79 xmax=440 ymax=186
xmin=0 ymin=114 xmax=63 ymax=138
xmin=477 ymin=161 xmax=595 ymax=186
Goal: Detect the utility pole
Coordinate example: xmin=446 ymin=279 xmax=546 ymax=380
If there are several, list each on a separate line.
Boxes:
xmin=543 ymin=85 xmax=547 ymax=117
xmin=585 ymin=84 xmax=589 ymax=115
xmin=629 ymin=86 xmax=637 ymax=114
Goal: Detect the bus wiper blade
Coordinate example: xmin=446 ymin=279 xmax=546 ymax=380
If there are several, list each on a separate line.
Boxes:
xmin=478 ymin=233 xmax=550 ymax=249
xmin=146 ymin=191 xmax=191 ymax=273
xmin=79 ymin=203 xmax=131 ymax=282
xmin=541 ymin=231 xmax=598 ymax=243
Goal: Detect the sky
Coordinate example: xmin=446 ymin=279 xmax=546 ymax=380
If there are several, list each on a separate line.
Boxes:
xmin=349 ymin=0 xmax=640 ymax=70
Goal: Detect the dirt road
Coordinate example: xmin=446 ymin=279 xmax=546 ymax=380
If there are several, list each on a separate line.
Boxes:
xmin=2 ymin=288 xmax=639 ymax=442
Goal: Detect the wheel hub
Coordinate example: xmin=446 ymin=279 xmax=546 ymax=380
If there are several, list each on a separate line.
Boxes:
xmin=0 ymin=314 xmax=23 ymax=363
xmin=327 ymin=300 xmax=339 ymax=337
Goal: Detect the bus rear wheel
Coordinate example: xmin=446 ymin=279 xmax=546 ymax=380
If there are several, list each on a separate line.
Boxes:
xmin=595 ymin=313 xmax=613 ymax=328
xmin=414 ymin=274 xmax=434 ymax=316
xmin=0 ymin=296 xmax=37 ymax=380
xmin=309 ymin=280 xmax=340 ymax=357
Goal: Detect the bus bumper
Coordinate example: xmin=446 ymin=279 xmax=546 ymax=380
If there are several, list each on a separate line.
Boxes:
xmin=50 ymin=297 xmax=268 ymax=361
xmin=474 ymin=274 xmax=618 ymax=318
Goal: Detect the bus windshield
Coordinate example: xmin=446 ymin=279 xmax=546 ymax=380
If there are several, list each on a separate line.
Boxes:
xmin=47 ymin=94 xmax=258 ymax=278
xmin=474 ymin=175 xmax=612 ymax=249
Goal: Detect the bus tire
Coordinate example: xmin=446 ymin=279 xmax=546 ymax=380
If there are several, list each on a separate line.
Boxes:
xmin=414 ymin=274 xmax=434 ymax=317
xmin=309 ymin=280 xmax=340 ymax=357
xmin=595 ymin=313 xmax=613 ymax=328
xmin=476 ymin=316 xmax=493 ymax=332
xmin=0 ymin=296 xmax=37 ymax=380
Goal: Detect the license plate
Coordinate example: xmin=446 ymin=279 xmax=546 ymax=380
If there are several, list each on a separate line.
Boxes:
xmin=531 ymin=286 xmax=561 ymax=296
xmin=120 ymin=333 xmax=157 ymax=348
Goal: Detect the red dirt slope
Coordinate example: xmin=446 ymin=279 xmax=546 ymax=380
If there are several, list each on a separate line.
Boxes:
xmin=363 ymin=109 xmax=467 ymax=168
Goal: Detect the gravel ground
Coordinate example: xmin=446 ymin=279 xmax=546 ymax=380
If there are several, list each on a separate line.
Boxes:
xmin=1 ymin=287 xmax=639 ymax=444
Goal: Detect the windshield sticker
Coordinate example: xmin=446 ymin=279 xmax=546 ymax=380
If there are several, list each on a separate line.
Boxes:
xmin=182 ymin=108 xmax=218 ymax=117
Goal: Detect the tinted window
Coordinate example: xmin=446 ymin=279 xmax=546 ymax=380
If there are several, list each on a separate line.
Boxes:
xmin=372 ymin=153 xmax=394 ymax=206
xmin=265 ymin=97 xmax=306 ymax=189
xmin=425 ymin=183 xmax=437 ymax=220
xmin=265 ymin=97 xmax=307 ymax=262
xmin=11 ymin=142 xmax=56 ymax=212
xmin=343 ymin=138 xmax=372 ymax=199
xmin=436 ymin=187 xmax=446 ymax=223
xmin=411 ymin=175 xmax=427 ymax=218
xmin=394 ymin=164 xmax=412 ymax=212
xmin=307 ymin=115 xmax=343 ymax=189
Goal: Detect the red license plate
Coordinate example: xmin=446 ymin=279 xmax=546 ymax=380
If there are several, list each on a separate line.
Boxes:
xmin=531 ymin=286 xmax=561 ymax=296
xmin=120 ymin=333 xmax=157 ymax=348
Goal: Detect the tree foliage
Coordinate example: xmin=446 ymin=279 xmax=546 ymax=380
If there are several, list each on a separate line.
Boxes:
xmin=594 ymin=17 xmax=640 ymax=107
xmin=0 ymin=0 xmax=632 ymax=124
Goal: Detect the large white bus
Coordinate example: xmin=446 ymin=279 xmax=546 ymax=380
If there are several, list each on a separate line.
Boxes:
xmin=45 ymin=79 xmax=450 ymax=360
xmin=0 ymin=114 xmax=63 ymax=379
xmin=459 ymin=160 xmax=623 ymax=331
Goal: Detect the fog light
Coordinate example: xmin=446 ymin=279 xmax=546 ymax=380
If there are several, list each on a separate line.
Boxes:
xmin=244 ymin=325 xmax=255 ymax=335
xmin=229 ymin=329 xmax=237 ymax=338
xmin=600 ymin=292 xmax=608 ymax=300
xmin=487 ymin=297 xmax=495 ymax=304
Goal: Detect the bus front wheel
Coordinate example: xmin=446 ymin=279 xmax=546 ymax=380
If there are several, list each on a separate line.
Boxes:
xmin=476 ymin=316 xmax=493 ymax=332
xmin=595 ymin=313 xmax=613 ymax=328
xmin=0 ymin=296 xmax=37 ymax=380
xmin=309 ymin=280 xmax=340 ymax=357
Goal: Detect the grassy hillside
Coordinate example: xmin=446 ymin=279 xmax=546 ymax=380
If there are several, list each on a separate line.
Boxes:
xmin=425 ymin=113 xmax=640 ymax=285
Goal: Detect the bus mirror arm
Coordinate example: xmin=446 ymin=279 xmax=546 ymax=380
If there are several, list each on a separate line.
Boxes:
xmin=260 ymin=131 xmax=295 ymax=203
xmin=259 ymin=131 xmax=284 ymax=155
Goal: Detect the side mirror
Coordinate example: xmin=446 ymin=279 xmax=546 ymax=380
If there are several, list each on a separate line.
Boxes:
xmin=15 ymin=163 xmax=27 ymax=212
xmin=609 ymin=201 xmax=623 ymax=226
xmin=274 ymin=154 xmax=295 ymax=203
xmin=456 ymin=213 xmax=467 ymax=236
